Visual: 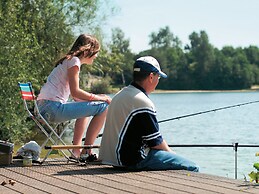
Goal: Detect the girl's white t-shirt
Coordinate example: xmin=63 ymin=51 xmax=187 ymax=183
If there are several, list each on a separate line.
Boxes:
xmin=37 ymin=57 xmax=81 ymax=103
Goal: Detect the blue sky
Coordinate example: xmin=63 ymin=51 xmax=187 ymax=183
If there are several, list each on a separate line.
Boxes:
xmin=105 ymin=0 xmax=259 ymax=53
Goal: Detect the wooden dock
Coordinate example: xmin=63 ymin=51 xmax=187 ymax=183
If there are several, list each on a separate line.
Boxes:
xmin=0 ymin=158 xmax=258 ymax=194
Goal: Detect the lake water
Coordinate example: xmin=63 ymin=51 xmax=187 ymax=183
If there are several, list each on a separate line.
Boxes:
xmin=65 ymin=91 xmax=259 ymax=180
xmin=151 ymin=91 xmax=259 ymax=180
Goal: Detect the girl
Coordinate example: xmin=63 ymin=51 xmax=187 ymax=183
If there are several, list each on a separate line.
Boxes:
xmin=37 ymin=34 xmax=111 ymax=161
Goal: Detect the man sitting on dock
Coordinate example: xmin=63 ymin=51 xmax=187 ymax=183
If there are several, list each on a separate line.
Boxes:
xmin=99 ymin=56 xmax=199 ymax=172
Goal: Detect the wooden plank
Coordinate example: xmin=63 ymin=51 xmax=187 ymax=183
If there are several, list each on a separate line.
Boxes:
xmin=68 ymin=163 xmax=212 ymax=194
xmin=1 ymin=168 xmax=46 ymax=194
xmin=1 ymin=168 xmax=73 ymax=193
xmin=87 ymin=165 xmax=241 ymax=194
xmin=0 ymin=186 xmax=20 ymax=194
xmin=37 ymin=160 xmax=149 ymax=194
xmin=139 ymin=171 xmax=251 ymax=194
xmin=0 ymin=174 xmax=20 ymax=194
xmin=169 ymin=170 xmax=259 ymax=193
xmin=0 ymin=158 xmax=258 ymax=194
xmin=11 ymin=159 xmax=133 ymax=194
xmin=61 ymin=164 xmax=177 ymax=194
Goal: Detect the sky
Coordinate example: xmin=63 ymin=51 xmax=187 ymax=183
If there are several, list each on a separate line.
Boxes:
xmin=105 ymin=0 xmax=259 ymax=53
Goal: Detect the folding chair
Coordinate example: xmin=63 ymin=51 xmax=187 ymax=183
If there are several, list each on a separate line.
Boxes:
xmin=18 ymin=82 xmax=74 ymax=163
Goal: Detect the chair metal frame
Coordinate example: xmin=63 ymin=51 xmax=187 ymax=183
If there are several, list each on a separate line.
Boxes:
xmin=18 ymin=82 xmax=74 ymax=163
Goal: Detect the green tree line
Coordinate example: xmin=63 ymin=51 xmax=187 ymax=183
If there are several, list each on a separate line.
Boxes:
xmin=141 ymin=27 xmax=259 ymax=90
xmin=1 ymin=1 xmax=258 ymax=143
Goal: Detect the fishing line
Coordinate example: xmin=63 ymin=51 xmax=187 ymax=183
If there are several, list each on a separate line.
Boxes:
xmin=158 ymin=100 xmax=259 ymax=124
xmin=95 ymin=100 xmax=259 ymax=138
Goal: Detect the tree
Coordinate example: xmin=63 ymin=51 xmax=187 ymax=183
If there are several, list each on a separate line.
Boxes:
xmin=110 ymin=28 xmax=134 ymax=86
xmin=210 ymin=49 xmax=231 ymax=89
xmin=95 ymin=28 xmax=134 ymax=87
xmin=142 ymin=26 xmax=185 ymax=89
xmin=186 ymin=31 xmax=215 ymax=89
xmin=247 ymin=49 xmax=259 ymax=84
xmin=0 ymin=0 xmax=113 ymax=143
xmin=149 ymin=26 xmax=181 ymax=49
xmin=244 ymin=46 xmax=259 ymax=68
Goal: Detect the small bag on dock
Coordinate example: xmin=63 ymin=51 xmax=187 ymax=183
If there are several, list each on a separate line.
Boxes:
xmin=16 ymin=141 xmax=41 ymax=161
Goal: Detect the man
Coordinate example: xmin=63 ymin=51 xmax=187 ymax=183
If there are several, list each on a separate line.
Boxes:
xmin=99 ymin=56 xmax=199 ymax=172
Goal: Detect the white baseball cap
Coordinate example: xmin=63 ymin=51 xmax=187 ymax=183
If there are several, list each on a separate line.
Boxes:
xmin=133 ymin=56 xmax=167 ymax=78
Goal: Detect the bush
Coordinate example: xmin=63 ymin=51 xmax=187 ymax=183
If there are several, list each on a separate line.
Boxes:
xmin=90 ymin=76 xmax=112 ymax=94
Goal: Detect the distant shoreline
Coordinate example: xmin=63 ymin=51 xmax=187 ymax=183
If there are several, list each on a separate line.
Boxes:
xmin=111 ymin=86 xmax=259 ymax=94
xmin=154 ymin=88 xmax=259 ymax=94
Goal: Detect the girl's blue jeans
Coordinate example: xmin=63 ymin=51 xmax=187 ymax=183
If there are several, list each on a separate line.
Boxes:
xmin=37 ymin=99 xmax=108 ymax=123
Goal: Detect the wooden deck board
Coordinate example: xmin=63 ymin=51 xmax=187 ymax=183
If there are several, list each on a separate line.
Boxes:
xmin=1 ymin=169 xmax=47 ymax=194
xmin=141 ymin=171 xmax=243 ymax=194
xmin=40 ymin=160 xmax=144 ymax=193
xmin=46 ymin=160 xmax=157 ymax=193
xmin=62 ymin=164 xmax=182 ymax=194
xmin=1 ymin=158 xmax=258 ymax=194
xmin=80 ymin=165 xmax=216 ymax=194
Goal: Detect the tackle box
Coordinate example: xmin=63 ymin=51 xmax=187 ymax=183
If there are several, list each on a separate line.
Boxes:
xmin=0 ymin=140 xmax=14 ymax=165
xmin=0 ymin=152 xmax=12 ymax=165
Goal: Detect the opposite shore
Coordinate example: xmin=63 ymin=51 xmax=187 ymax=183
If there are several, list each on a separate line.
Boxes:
xmin=153 ymin=85 xmax=259 ymax=94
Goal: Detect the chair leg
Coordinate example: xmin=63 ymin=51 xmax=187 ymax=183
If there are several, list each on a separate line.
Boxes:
xmin=40 ymin=134 xmax=70 ymax=164
xmin=40 ymin=122 xmax=76 ymax=164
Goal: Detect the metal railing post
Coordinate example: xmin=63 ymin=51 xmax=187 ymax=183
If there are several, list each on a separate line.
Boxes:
xmin=233 ymin=142 xmax=238 ymax=179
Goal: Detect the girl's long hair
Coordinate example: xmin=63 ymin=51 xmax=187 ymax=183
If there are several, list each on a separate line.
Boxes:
xmin=55 ymin=34 xmax=100 ymax=67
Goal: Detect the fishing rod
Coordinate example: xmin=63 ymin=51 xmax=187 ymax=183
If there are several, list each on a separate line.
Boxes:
xmin=45 ymin=143 xmax=259 ymax=150
xmin=94 ymin=100 xmax=259 ymax=138
xmin=158 ymin=100 xmax=259 ymax=124
xmin=45 ymin=145 xmax=100 ymax=150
